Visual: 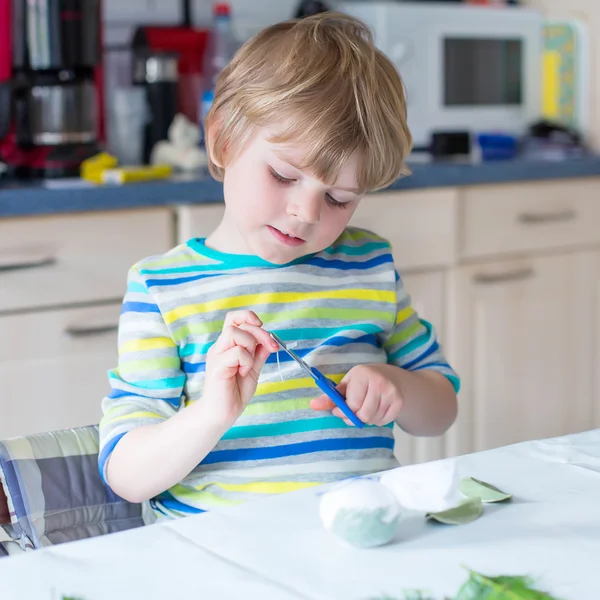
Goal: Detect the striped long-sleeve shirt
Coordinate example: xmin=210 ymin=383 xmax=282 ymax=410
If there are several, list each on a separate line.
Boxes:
xmin=99 ymin=227 xmax=459 ymax=518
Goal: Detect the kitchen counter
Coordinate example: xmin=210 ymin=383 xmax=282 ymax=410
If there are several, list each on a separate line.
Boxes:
xmin=1 ymin=155 xmax=600 ymax=218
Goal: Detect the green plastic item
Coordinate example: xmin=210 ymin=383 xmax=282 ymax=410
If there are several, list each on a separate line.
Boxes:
xmin=426 ymin=497 xmax=483 ymax=525
xmin=460 ymin=477 xmax=512 ymax=504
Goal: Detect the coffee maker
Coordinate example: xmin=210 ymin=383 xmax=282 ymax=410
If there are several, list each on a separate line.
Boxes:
xmin=0 ymin=0 xmax=104 ymax=178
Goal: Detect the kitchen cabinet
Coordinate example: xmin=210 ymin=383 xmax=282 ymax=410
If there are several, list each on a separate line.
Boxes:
xmin=460 ymin=179 xmax=600 ymax=261
xmin=394 ymin=270 xmax=449 ymax=465
xmin=3 ymin=176 xmax=600 ymax=462
xmin=177 ymin=204 xmax=226 ymax=243
xmin=177 ymin=187 xmax=458 ymax=271
xmin=0 ymin=304 xmax=121 ymax=439
xmin=445 ymin=251 xmax=596 ymax=456
xmin=353 ymin=188 xmax=458 ymax=271
xmin=0 ymin=208 xmax=173 ymax=439
xmin=592 ymin=252 xmax=600 ymax=430
xmin=0 ymin=208 xmax=173 ymax=313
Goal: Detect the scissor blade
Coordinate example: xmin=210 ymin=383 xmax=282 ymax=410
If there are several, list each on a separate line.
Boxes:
xmin=269 ymin=332 xmax=316 ymax=379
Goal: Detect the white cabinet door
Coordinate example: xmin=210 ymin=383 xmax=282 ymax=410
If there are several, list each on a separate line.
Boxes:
xmin=176 ymin=204 xmax=226 ymax=244
xmin=592 ymin=252 xmax=600 ymax=430
xmin=0 ymin=208 xmax=173 ymax=313
xmin=394 ymin=270 xmax=449 ymax=465
xmin=446 ymin=251 xmax=596 ymax=456
xmin=0 ymin=304 xmax=121 ymax=440
xmin=352 ymin=188 xmax=458 ymax=272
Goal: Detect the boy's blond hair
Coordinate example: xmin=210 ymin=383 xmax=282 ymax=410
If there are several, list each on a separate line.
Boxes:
xmin=205 ymin=11 xmax=412 ymax=192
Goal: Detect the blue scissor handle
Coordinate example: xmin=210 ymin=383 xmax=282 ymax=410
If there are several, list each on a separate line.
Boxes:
xmin=311 ymin=367 xmax=364 ymax=428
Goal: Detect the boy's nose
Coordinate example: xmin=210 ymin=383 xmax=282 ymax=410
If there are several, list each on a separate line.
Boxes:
xmin=288 ymin=192 xmax=322 ymax=224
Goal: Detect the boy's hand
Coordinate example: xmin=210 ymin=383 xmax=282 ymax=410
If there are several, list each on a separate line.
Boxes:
xmin=203 ymin=310 xmax=279 ymax=427
xmin=309 ymin=364 xmax=403 ymax=426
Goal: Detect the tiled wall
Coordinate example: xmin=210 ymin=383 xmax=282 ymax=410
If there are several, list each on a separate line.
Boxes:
xmin=103 ymin=0 xmax=302 ymax=46
xmin=102 ymin=0 xmax=304 ymax=139
xmin=102 ymin=0 xmax=599 ymax=150
xmin=102 ymin=1 xmax=308 ymax=156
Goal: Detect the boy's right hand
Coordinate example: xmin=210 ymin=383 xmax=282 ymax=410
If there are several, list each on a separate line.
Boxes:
xmin=203 ymin=310 xmax=279 ymax=427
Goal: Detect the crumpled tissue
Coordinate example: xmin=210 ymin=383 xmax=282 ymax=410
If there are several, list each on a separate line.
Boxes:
xmin=319 ymin=478 xmax=404 ymax=548
xmin=378 ymin=458 xmax=463 ymax=514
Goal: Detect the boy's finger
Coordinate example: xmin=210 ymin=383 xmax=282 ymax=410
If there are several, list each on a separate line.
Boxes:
xmin=251 ymin=344 xmax=272 ymax=376
xmin=331 ymin=407 xmax=353 ymax=427
xmin=220 ymin=346 xmax=254 ymax=372
xmin=212 ymin=326 xmax=258 ymax=357
xmin=310 ymin=395 xmax=336 ymax=411
xmin=239 ymin=323 xmax=279 ymax=351
xmin=355 ymin=387 xmax=379 ymax=423
xmin=224 ymin=310 xmax=262 ymax=328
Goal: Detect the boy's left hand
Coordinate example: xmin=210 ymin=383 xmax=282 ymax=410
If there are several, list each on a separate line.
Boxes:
xmin=309 ymin=364 xmax=403 ymax=426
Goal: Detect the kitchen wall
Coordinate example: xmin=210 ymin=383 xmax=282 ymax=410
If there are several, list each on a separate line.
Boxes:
xmin=524 ymin=0 xmax=600 ymax=150
xmin=103 ymin=0 xmax=599 ymax=148
xmin=103 ymin=0 xmax=301 ymax=46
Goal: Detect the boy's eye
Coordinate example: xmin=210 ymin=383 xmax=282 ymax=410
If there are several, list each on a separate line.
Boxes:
xmin=270 ymin=167 xmax=349 ymax=209
xmin=269 ymin=168 xmax=294 ymax=185
xmin=326 ymin=194 xmax=350 ymax=209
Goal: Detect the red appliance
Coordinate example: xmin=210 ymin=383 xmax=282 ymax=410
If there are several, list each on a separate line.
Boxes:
xmin=0 ymin=0 xmax=105 ymax=178
xmin=131 ymin=1 xmax=209 ymax=126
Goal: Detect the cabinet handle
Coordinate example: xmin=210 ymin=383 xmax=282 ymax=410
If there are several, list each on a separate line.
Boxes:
xmin=0 ymin=254 xmax=56 ymax=273
xmin=65 ymin=324 xmax=119 ymax=338
xmin=473 ymin=267 xmax=535 ymax=285
xmin=517 ymin=209 xmax=577 ymax=225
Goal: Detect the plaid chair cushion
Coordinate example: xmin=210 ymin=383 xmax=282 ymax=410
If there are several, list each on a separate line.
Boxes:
xmin=0 ymin=538 xmax=24 ymax=558
xmin=0 ymin=425 xmax=146 ymax=550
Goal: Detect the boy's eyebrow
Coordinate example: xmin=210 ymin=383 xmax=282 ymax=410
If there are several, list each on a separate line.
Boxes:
xmin=272 ymin=151 xmax=362 ymax=194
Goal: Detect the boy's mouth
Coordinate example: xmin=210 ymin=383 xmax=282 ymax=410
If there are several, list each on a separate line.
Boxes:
xmin=268 ymin=226 xmax=306 ymax=247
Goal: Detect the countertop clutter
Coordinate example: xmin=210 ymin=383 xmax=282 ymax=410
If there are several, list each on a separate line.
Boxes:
xmin=0 ymin=155 xmax=600 ymax=218
xmin=1 ymin=429 xmax=599 ymax=599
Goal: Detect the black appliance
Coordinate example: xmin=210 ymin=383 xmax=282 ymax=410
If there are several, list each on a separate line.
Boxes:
xmin=0 ymin=0 xmax=104 ymax=178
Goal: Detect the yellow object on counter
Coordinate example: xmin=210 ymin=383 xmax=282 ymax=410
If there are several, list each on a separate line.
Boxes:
xmin=80 ymin=152 xmax=172 ymax=185
xmin=80 ymin=152 xmax=118 ymax=182
xmin=100 ymin=165 xmax=173 ymax=185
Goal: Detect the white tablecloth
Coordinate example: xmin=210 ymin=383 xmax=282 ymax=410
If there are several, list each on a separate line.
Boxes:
xmin=1 ymin=430 xmax=599 ymax=599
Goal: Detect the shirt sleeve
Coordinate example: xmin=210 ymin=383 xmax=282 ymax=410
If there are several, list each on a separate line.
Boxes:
xmin=380 ymin=271 xmax=460 ymax=393
xmin=98 ymin=265 xmax=186 ymax=485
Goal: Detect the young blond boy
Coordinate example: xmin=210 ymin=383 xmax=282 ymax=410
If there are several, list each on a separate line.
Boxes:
xmin=99 ymin=12 xmax=459 ymax=519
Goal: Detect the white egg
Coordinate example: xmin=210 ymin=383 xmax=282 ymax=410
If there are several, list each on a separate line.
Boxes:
xmin=379 ymin=460 xmax=463 ymax=514
xmin=319 ymin=478 xmax=404 ymax=549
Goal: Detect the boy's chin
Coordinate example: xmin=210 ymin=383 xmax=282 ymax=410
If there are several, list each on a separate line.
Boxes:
xmin=258 ymin=247 xmax=305 ymax=265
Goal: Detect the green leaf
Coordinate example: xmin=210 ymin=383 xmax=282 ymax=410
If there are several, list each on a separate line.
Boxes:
xmin=460 ymin=477 xmax=512 ymax=503
xmin=426 ymin=497 xmax=483 ymax=525
xmin=455 ymin=570 xmax=562 ymax=600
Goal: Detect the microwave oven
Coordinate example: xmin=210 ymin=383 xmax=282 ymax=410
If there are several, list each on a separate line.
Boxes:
xmin=337 ymin=2 xmax=543 ymax=149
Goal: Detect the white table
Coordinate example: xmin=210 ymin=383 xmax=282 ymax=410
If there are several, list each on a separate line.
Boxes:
xmin=1 ymin=430 xmax=599 ymax=599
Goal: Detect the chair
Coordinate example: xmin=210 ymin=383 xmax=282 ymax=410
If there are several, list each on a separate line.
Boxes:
xmin=0 ymin=425 xmax=150 ymax=557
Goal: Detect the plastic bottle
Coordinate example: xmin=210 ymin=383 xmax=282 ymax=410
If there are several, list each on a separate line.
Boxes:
xmin=200 ymin=3 xmax=236 ymax=132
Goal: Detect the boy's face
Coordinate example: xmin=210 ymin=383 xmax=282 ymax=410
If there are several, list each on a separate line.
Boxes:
xmin=212 ymin=127 xmax=363 ymax=264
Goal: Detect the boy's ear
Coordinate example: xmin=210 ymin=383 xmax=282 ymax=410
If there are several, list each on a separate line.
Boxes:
xmin=205 ymin=116 xmax=225 ymax=169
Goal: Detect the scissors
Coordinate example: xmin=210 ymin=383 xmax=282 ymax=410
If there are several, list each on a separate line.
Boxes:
xmin=269 ymin=332 xmax=364 ymax=428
